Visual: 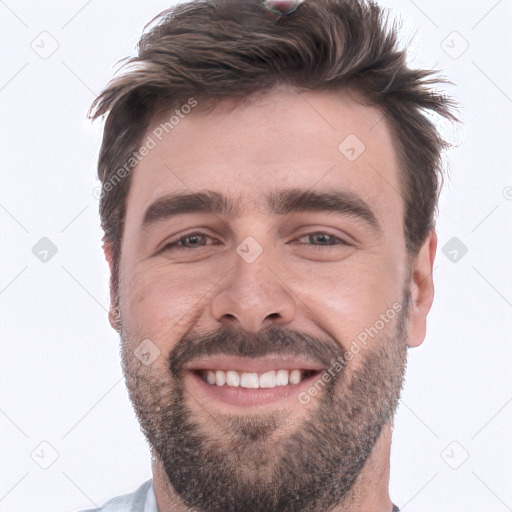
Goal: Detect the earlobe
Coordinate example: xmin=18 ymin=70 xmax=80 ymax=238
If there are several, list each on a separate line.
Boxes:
xmin=406 ymin=229 xmax=438 ymax=348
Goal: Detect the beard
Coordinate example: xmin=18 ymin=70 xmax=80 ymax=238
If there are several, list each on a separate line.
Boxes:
xmin=119 ymin=292 xmax=410 ymax=512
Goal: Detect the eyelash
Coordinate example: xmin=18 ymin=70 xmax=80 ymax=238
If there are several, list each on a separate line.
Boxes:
xmin=160 ymin=231 xmax=350 ymax=253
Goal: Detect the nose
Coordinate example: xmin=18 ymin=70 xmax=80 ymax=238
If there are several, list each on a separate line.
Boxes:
xmin=210 ymin=254 xmax=297 ymax=333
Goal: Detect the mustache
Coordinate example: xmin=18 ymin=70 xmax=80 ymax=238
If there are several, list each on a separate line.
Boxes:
xmin=168 ymin=325 xmax=344 ymax=377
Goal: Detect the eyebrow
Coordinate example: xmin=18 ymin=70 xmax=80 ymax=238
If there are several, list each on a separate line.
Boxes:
xmin=142 ymin=188 xmax=382 ymax=232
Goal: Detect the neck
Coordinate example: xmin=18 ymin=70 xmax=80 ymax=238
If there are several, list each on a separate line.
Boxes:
xmin=331 ymin=422 xmax=395 ymax=511
xmin=152 ymin=422 xmax=396 ymax=512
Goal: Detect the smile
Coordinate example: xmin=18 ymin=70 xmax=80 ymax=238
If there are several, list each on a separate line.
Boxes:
xmin=196 ymin=368 xmax=318 ymax=388
xmin=184 ymin=356 xmax=324 ymax=408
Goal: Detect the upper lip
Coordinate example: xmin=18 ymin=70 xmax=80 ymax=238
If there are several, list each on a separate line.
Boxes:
xmin=184 ymin=355 xmax=324 ymax=374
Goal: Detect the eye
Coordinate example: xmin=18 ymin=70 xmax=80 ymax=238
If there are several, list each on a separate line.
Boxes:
xmin=158 ymin=230 xmax=351 ymax=256
xmin=159 ymin=232 xmax=219 ymax=253
xmin=293 ymin=232 xmax=351 ymax=249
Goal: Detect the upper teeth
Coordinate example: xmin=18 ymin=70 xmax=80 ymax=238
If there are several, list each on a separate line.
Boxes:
xmin=203 ymin=369 xmax=304 ymax=388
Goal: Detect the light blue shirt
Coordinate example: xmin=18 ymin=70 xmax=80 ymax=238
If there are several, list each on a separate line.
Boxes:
xmin=77 ymin=478 xmax=158 ymax=512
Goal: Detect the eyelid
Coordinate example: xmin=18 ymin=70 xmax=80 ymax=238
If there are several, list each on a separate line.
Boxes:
xmin=159 ymin=228 xmax=353 ymax=255
xmin=158 ymin=230 xmax=218 ymax=252
xmin=291 ymin=231 xmax=352 ymax=247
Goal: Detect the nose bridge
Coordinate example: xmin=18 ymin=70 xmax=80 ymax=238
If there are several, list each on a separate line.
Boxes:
xmin=210 ymin=245 xmax=296 ymax=332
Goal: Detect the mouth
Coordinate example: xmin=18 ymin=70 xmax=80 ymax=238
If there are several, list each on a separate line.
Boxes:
xmin=196 ymin=368 xmax=318 ymax=387
xmin=183 ymin=356 xmax=324 ymax=408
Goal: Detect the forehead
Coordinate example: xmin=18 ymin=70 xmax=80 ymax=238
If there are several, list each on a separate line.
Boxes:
xmin=124 ymin=88 xmax=403 ymax=234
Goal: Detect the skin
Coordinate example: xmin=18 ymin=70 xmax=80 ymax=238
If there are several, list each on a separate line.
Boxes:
xmin=103 ymin=86 xmax=437 ymax=511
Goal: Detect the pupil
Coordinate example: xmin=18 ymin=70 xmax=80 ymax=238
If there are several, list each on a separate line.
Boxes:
xmin=313 ymin=234 xmax=332 ymax=245
xmin=185 ymin=235 xmax=201 ymax=247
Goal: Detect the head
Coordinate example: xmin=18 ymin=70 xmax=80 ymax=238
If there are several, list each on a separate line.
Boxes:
xmin=89 ymin=0 xmax=458 ymax=510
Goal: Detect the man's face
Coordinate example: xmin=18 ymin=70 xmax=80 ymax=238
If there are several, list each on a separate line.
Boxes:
xmin=108 ymin=88 xmax=435 ymax=511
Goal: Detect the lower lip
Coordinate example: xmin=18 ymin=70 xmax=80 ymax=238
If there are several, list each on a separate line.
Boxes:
xmin=186 ymin=371 xmax=321 ymax=408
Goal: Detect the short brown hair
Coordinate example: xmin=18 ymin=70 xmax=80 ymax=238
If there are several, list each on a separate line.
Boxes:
xmin=89 ymin=0 xmax=459 ymax=300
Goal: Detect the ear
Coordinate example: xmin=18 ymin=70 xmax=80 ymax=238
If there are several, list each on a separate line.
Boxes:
xmin=407 ymin=229 xmax=437 ymax=348
xmin=102 ymin=240 xmax=121 ymax=332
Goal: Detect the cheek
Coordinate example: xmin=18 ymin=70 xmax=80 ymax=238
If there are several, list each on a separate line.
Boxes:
xmin=290 ymin=251 xmax=405 ymax=346
xmin=119 ymin=262 xmax=223 ymax=347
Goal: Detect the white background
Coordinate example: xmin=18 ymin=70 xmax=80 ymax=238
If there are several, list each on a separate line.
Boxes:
xmin=0 ymin=1 xmax=511 ymax=511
